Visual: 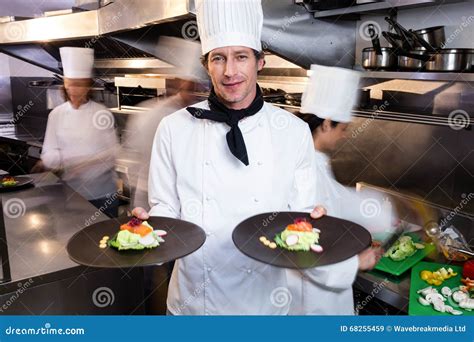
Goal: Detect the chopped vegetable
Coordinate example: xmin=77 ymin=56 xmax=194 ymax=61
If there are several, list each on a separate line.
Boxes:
xmin=384 ymin=235 xmax=425 ymax=261
xmin=420 ymin=267 xmax=457 ymax=286
xmin=108 ymin=219 xmax=165 ymax=251
xmin=417 ymin=286 xmax=467 ymax=315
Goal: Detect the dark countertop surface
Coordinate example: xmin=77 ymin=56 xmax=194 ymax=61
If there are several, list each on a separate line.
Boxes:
xmin=0 ymin=172 xmax=109 ymax=294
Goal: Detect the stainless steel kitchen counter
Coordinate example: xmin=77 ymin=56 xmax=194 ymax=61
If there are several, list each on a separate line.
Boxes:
xmin=0 ymin=172 xmax=108 ymax=294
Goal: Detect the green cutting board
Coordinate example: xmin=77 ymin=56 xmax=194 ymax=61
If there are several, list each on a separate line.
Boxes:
xmin=409 ymin=261 xmax=472 ymax=316
xmin=374 ymin=232 xmax=435 ymax=276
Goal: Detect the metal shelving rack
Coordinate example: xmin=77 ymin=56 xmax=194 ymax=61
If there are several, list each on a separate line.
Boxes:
xmin=310 ymin=0 xmax=463 ymax=19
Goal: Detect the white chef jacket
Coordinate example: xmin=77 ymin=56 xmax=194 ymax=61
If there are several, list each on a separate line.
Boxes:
xmin=287 ymin=150 xmax=393 ymax=315
xmin=149 ymin=100 xmax=320 ymax=315
xmin=41 ymin=100 xmax=118 ymax=200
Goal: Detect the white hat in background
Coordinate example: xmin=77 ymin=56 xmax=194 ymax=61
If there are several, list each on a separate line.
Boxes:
xmin=155 ymin=36 xmax=208 ymax=82
xmin=196 ymin=0 xmax=263 ymax=55
xmin=300 ymin=64 xmax=361 ymax=123
xmin=59 ymin=47 xmax=94 ymax=79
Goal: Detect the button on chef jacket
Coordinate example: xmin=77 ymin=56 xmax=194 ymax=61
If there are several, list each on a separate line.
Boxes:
xmin=149 ymin=100 xmax=322 ymax=315
xmin=41 ymin=100 xmax=118 ymax=200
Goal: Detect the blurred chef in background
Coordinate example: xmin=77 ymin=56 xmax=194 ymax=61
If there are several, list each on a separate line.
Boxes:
xmin=39 ymin=47 xmax=119 ymax=217
xmin=288 ymin=64 xmax=394 ymax=315
xmin=121 ymin=37 xmax=208 ymax=314
xmin=122 ymin=36 xmax=208 ymax=211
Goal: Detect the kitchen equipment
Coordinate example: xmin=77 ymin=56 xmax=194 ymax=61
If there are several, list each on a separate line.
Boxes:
xmin=232 ymin=212 xmax=371 ymax=269
xmin=374 ymin=232 xmax=435 ymax=276
xmin=409 ymin=261 xmax=473 ymax=316
xmin=425 ymin=49 xmax=474 ymax=72
xmin=413 ymin=26 xmax=445 ymax=50
xmin=385 ymin=16 xmax=417 ymax=51
xmin=66 ymin=216 xmax=206 ymax=268
xmin=447 ymin=246 xmax=474 ymax=258
xmin=398 ymin=48 xmax=428 ymax=70
xmin=368 ymin=24 xmax=382 ymax=55
xmin=358 ymin=89 xmax=371 ymax=108
xmin=362 ymin=47 xmax=397 ymax=70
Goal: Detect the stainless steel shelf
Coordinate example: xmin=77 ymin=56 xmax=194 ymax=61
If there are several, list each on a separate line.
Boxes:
xmin=313 ymin=0 xmax=462 ymax=18
xmin=362 ymin=71 xmax=474 ymax=82
xmin=270 ymin=102 xmax=472 ymax=129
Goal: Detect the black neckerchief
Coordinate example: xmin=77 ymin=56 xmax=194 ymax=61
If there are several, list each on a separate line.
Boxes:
xmin=186 ymin=85 xmax=264 ymax=166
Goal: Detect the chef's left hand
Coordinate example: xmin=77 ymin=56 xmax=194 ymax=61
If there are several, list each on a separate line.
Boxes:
xmin=310 ymin=205 xmax=327 ymax=219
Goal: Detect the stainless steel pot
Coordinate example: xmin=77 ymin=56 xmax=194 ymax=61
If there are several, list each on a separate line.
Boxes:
xmin=362 ymin=47 xmax=397 ymax=70
xmin=413 ymin=26 xmax=445 ymax=49
xmin=398 ymin=48 xmax=427 ymax=70
xmin=425 ymin=49 xmax=474 ymax=72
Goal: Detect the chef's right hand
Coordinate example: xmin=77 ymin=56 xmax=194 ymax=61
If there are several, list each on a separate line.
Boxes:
xmin=132 ymin=207 xmax=149 ymax=220
xmin=358 ymin=247 xmax=383 ymax=271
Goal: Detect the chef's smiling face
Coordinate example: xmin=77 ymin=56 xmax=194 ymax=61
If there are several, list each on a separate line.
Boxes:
xmin=206 ymin=46 xmax=264 ymax=110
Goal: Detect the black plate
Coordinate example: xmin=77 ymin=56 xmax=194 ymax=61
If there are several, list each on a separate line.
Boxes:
xmin=66 ymin=216 xmax=206 ymax=268
xmin=232 ymin=212 xmax=372 ymax=269
xmin=0 ymin=176 xmax=34 ymax=192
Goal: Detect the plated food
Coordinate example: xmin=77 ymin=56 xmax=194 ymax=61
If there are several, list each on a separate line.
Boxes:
xmin=67 ymin=216 xmax=206 ymax=268
xmin=1 ymin=176 xmax=18 ymax=187
xmin=259 ymin=218 xmax=322 ymax=253
xmin=106 ymin=217 xmax=167 ymax=251
xmin=233 ymin=212 xmax=371 ymax=269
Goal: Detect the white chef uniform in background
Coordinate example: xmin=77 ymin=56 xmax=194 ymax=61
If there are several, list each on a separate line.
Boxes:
xmin=41 ymin=47 xmax=118 ymax=205
xmin=288 ymin=65 xmax=392 ymax=315
xmin=123 ymin=37 xmax=207 ymax=210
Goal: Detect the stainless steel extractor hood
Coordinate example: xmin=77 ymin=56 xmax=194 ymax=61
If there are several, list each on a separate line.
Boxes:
xmin=0 ymin=0 xmax=194 ymax=74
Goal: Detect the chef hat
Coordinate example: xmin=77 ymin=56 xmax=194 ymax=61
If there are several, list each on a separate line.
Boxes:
xmin=196 ymin=0 xmax=263 ymax=55
xmin=59 ymin=47 xmax=94 ymax=79
xmin=300 ymin=64 xmax=360 ymax=123
xmin=156 ymin=36 xmax=208 ymax=82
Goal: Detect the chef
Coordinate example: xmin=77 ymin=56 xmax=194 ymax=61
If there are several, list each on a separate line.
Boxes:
xmin=134 ymin=0 xmax=365 ymax=315
xmin=40 ymin=47 xmax=119 ymax=217
xmin=287 ymin=65 xmax=387 ymax=315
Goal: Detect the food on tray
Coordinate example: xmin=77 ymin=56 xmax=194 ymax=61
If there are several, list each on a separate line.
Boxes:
xmin=1 ymin=176 xmax=18 ymax=187
xmin=108 ymin=217 xmax=166 ymax=251
xmin=384 ymin=235 xmax=425 ymax=261
xmin=99 ymin=235 xmax=109 ymax=249
xmin=273 ymin=218 xmax=322 ymax=252
xmin=420 ymin=267 xmax=457 ymax=286
xmin=416 ymin=286 xmax=464 ymax=315
xmin=259 ymin=236 xmax=277 ymax=249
